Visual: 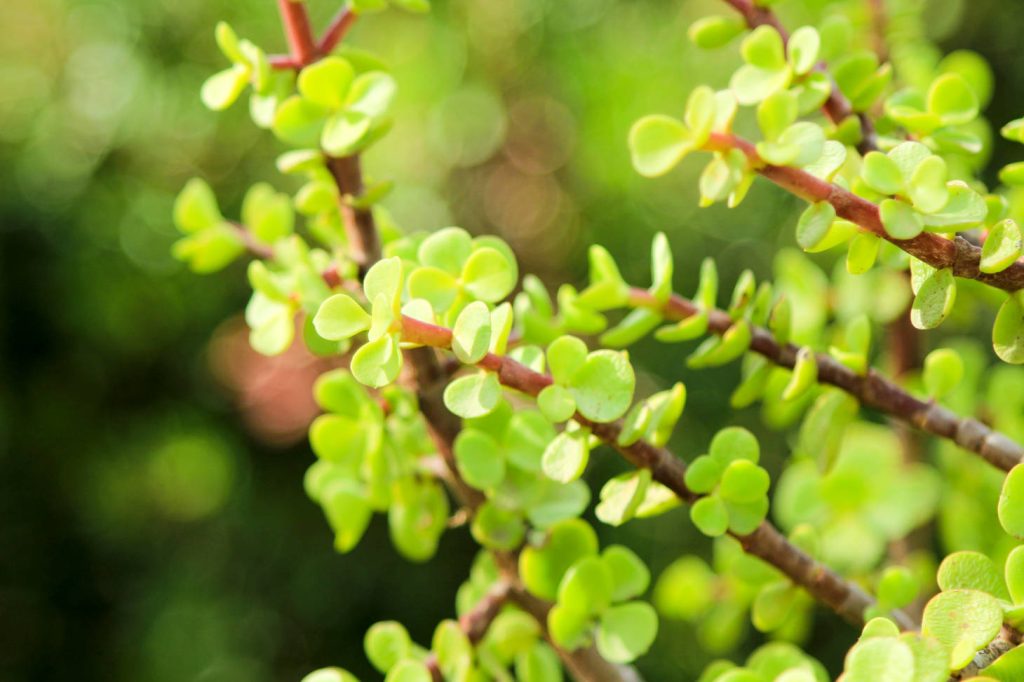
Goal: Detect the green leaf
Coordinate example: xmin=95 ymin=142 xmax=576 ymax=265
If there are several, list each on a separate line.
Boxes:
xmin=364 ymin=257 xmax=403 ymax=308
xmin=419 ymin=227 xmax=473 ymax=274
xmin=471 ymin=502 xmax=526 ymax=551
xmin=908 ymin=156 xmax=950 ymax=214
xmin=886 ymin=202 xmax=940 ymax=254
xmin=602 ymin=545 xmax=650 ymax=602
xmin=309 ymin=411 xmax=374 ymax=464
xmin=247 ymin=296 xmax=295 ymax=355
xmin=214 ymin=21 xmax=245 ymax=63
xmin=407 ymin=266 xmax=459 ymax=313
xmin=567 ymin=350 xmax=635 ymax=422
xmin=298 ymin=56 xmax=355 ymax=109
xmin=541 ymin=429 xmax=591 ymax=483
xmin=998 ymin=464 xmax=1024 ymax=539
xmin=788 ymin=26 xmax=820 ymax=76
xmin=981 ymin=219 xmax=1023 ymax=273
xmin=519 ymin=519 xmax=598 ymax=601
xmin=922 ymin=589 xmax=1004 ymax=669
xmin=684 ymin=455 xmax=724 ymax=495
xmin=687 ymin=320 xmax=752 ymax=368
xmin=927 ymin=73 xmax=979 ymax=126
xmin=718 ymin=460 xmax=770 ymax=504
xmin=454 ymin=429 xmax=505 ymax=490
xmin=595 ymin=470 xmax=651 ymax=527
xmin=201 ymin=65 xmax=250 ymax=111
xmin=649 ymin=232 xmax=674 ymax=302
xmin=242 ymin=183 xmax=294 ymax=244
xmin=489 ymin=302 xmax=514 ymax=355
xmin=847 ymin=232 xmax=880 ymax=275
xmin=462 ymin=247 xmax=516 ymax=302
xmin=1003 ymin=117 xmax=1024 ymax=143
xmin=547 ymin=602 xmax=592 ymax=651
xmin=366 ymin=621 xmax=413 ymax=673
xmin=315 ymin=370 xmax=377 ymax=419
xmin=628 ymin=115 xmax=693 ymax=178
xmin=580 ymin=245 xmax=630 ymax=310
xmin=1006 ymin=545 xmax=1024 ymax=604
xmin=347 ymin=71 xmax=397 ymax=118
xmin=546 ymin=336 xmax=588 ymax=385
xmin=277 ymin=149 xmax=324 ymax=175
xmin=920 ymin=182 xmax=987 ymax=230
xmin=388 ymin=480 xmax=448 ymax=562
xmin=322 ymin=480 xmax=372 ymax=552
xmin=795 ymin=202 xmax=837 ymax=251
xmin=685 ymin=86 xmax=717 ymax=147
xmin=444 ymin=371 xmax=502 ymax=419
xmin=710 ymin=426 xmax=760 ymax=464
xmin=302 ymin=668 xmax=359 ymax=682
xmin=273 ymin=95 xmax=328 ymax=148
xmin=526 ymin=483 xmax=589 ymax=534
xmin=600 ymin=308 xmax=662 ymax=348
xmin=742 ymin=25 xmax=786 ymax=70
xmin=351 ymin=334 xmax=402 ymax=388
xmin=558 ymin=555 xmax=614 ymax=615
xmin=993 ymin=294 xmax=1024 ymax=364
xmin=910 ymin=268 xmax=955 ymax=330
xmin=596 ymin=602 xmax=658 ymax=664
xmin=878 ymin=567 xmax=918 ymax=608
xmin=752 ymin=581 xmax=797 ymax=632
xmin=937 ymin=551 xmax=1010 ymax=601
xmin=688 ymin=15 xmax=745 ymax=49
xmin=384 ymin=660 xmax=431 ymax=682
xmin=843 ymin=637 xmax=915 ymax=682
xmin=432 ymin=620 xmax=473 ymax=679
xmin=690 ymin=495 xmax=729 ymax=537
xmin=806 ymin=136 xmax=848 ymax=179
xmin=314 ymin=294 xmax=371 ymax=341
xmin=757 ymin=90 xmax=798 ymax=142
xmin=922 ymin=348 xmax=963 ymax=399
xmin=452 ymin=301 xmax=492 ymax=364
xmin=731 ymin=63 xmax=792 ymax=106
xmin=322 ymin=110 xmax=372 ymax=156
xmin=862 ymin=152 xmax=905 ymax=195
xmin=174 ymin=178 xmax=223 ymax=234
xmin=537 ymin=384 xmax=577 ymax=423
xmin=982 ymin=644 xmax=1024 ymax=681
xmin=515 ymin=643 xmax=561 ymax=682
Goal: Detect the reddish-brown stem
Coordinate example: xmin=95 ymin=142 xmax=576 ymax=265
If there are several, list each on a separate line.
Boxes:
xmin=276 ymin=0 xmax=319 ymax=66
xmin=626 ymin=287 xmax=1024 ymax=473
xmin=269 ymin=54 xmax=301 ymax=70
xmin=719 ymin=0 xmax=878 ymax=153
xmin=400 ymin=315 xmax=916 ymax=630
xmin=424 ymin=581 xmax=512 ymax=681
xmin=327 ymin=155 xmax=381 ymax=272
xmin=318 ymin=5 xmax=358 ymax=55
xmin=706 ymin=132 xmax=1024 ymax=291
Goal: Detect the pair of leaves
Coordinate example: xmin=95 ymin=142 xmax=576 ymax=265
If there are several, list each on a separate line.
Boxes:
xmin=684 ymin=428 xmax=770 ymax=537
xmin=272 ymin=56 xmax=397 ymax=156
xmin=536 ymin=335 xmax=636 ymax=427
xmin=172 ymin=178 xmax=247 ymax=273
xmin=406 ymin=227 xmax=519 ymax=313
xmin=201 ymin=22 xmax=272 ymax=111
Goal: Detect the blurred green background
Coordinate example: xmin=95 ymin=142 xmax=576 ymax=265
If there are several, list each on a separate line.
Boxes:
xmin=3 ymin=0 xmax=1024 ymax=680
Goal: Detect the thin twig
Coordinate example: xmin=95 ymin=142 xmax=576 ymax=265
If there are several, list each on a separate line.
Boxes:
xmin=705 ymin=131 xmax=1024 ymax=292
xmin=400 ymin=315 xmax=918 ymax=630
xmin=276 ymin=0 xmax=319 ymax=66
xmin=625 ymin=287 xmax=1024 ymax=473
xmin=319 ymin=5 xmax=358 ymax=55
xmin=424 ymin=581 xmax=512 ymax=681
xmin=327 ymin=154 xmax=381 ymax=273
